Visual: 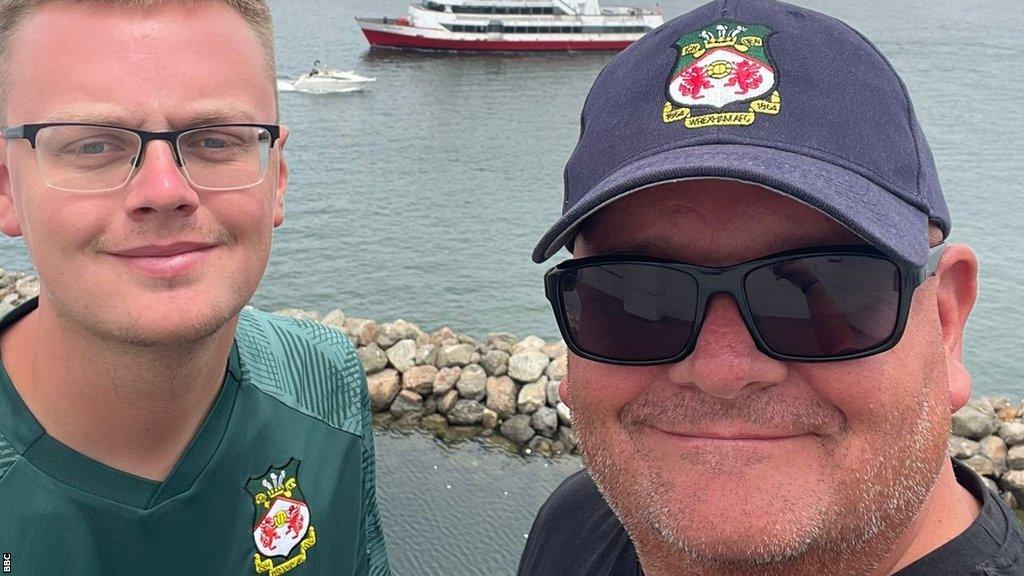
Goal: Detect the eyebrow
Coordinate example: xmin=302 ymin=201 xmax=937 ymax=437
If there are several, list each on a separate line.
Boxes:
xmin=40 ymin=102 xmax=262 ymax=129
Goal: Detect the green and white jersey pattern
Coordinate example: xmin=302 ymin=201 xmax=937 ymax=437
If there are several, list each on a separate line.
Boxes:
xmin=0 ymin=299 xmax=390 ymax=576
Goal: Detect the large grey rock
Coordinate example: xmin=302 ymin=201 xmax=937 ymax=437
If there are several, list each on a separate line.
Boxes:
xmin=527 ymin=436 xmax=554 ymax=457
xmin=545 ymin=355 xmax=567 ymax=381
xmin=532 ymin=406 xmax=558 ymax=438
xmin=480 ymin=350 xmax=510 ymax=376
xmin=1008 ymin=445 xmax=1024 ymax=470
xmin=948 ymin=436 xmax=980 ymax=460
xmin=385 ymin=339 xmax=418 ymax=372
xmin=509 ymin=351 xmax=550 ymax=383
xmin=456 ymin=364 xmax=488 ymax=401
xmin=416 ymin=344 xmax=438 ymax=367
xmin=447 ymin=400 xmax=485 ymax=425
xmin=366 ymin=369 xmax=400 ymax=412
xmin=998 ymin=422 xmax=1024 ymax=446
xmin=558 ymin=425 xmax=577 ymax=450
xmin=513 ymin=335 xmax=546 ymax=355
xmin=501 ymin=414 xmax=536 ymax=445
xmin=357 ymin=343 xmax=389 ymax=375
xmin=345 ymin=318 xmax=378 ymax=347
xmin=437 ymin=389 xmax=459 ymax=415
xmin=541 ymin=341 xmax=567 ymax=360
xmin=15 ymin=276 xmax=39 ymax=299
xmin=556 ymin=402 xmax=572 ymax=427
xmin=482 ymin=408 xmax=499 ymax=430
xmin=428 ymin=326 xmax=458 ymax=346
xmin=376 ymin=319 xmax=420 ymax=348
xmin=402 ymin=365 xmax=438 ymax=395
xmin=518 ymin=378 xmax=548 ymax=415
xmin=951 ymin=400 xmax=998 ymax=440
xmin=389 ymin=389 xmax=423 ymax=418
xmin=546 ymin=379 xmax=561 ymax=408
xmin=437 ymin=343 xmax=475 ymax=367
xmin=999 ymin=470 xmax=1024 ymax=504
xmin=980 ymin=435 xmax=1009 ymax=476
xmin=484 ymin=333 xmax=518 ymax=353
xmin=320 ymin=309 xmax=347 ymax=331
xmin=422 ymin=395 xmax=437 ymax=417
xmin=486 ymin=376 xmax=518 ymax=419
xmin=433 ymin=366 xmax=462 ymax=396
xmin=964 ymin=455 xmax=996 ymax=477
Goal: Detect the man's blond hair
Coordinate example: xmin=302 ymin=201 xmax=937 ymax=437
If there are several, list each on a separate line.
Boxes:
xmin=0 ymin=0 xmax=277 ymax=120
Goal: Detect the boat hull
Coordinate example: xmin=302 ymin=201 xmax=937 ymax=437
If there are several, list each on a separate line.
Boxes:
xmin=358 ymin=21 xmax=635 ymax=52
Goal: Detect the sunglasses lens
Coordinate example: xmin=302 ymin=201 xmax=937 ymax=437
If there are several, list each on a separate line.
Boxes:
xmin=744 ymin=254 xmax=901 ymax=358
xmin=558 ymin=263 xmax=699 ymax=362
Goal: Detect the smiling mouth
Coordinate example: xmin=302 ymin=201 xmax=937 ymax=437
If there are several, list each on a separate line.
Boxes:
xmin=107 ymin=242 xmax=217 ymax=278
xmin=643 ymin=423 xmax=816 ymax=444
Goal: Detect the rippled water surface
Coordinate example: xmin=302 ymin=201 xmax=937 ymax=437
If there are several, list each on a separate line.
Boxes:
xmin=0 ymin=1 xmax=1021 ymax=573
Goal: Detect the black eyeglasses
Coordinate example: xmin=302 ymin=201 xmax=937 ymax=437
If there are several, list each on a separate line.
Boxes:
xmin=544 ymin=244 xmax=945 ymax=365
xmin=1 ymin=122 xmax=281 ymax=192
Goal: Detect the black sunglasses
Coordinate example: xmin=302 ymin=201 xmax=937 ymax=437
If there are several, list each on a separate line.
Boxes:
xmin=544 ymin=244 xmax=945 ymax=365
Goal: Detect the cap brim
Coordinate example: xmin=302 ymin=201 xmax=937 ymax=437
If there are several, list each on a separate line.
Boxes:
xmin=532 ymin=144 xmax=930 ymax=266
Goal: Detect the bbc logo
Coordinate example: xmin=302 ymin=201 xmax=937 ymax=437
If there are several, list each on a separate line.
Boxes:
xmin=2 ymin=552 xmax=10 ymax=573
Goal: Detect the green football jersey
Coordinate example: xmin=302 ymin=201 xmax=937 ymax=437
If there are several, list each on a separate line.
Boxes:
xmin=0 ymin=299 xmax=390 ymax=576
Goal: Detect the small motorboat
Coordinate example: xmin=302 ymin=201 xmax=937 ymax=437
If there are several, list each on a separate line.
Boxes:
xmin=291 ymin=61 xmax=376 ymax=94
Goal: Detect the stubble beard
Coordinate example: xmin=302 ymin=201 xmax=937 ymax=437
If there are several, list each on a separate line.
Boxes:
xmin=572 ymin=378 xmax=949 ymax=576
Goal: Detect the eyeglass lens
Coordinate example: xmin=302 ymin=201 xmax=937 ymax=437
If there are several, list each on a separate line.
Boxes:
xmin=557 ymin=254 xmax=902 ymax=362
xmin=33 ymin=125 xmax=272 ymax=192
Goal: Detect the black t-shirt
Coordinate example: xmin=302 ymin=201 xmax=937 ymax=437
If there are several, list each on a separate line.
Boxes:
xmin=517 ymin=458 xmax=1024 ymax=576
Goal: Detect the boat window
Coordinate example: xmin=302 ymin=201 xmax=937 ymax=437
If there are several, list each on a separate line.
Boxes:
xmin=422 ymin=1 xmax=444 ymax=11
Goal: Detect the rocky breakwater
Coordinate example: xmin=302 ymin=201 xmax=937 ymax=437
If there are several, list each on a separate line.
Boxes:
xmin=326 ymin=312 xmax=577 ymax=458
xmin=949 ymin=397 xmax=1024 ymax=517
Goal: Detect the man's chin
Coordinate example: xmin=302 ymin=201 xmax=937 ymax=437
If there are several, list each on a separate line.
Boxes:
xmin=648 ymin=509 xmax=821 ymax=566
xmin=50 ymin=289 xmax=245 ymax=349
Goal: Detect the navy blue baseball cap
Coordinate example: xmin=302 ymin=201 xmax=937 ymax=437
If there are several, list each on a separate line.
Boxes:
xmin=532 ymin=0 xmax=950 ymax=267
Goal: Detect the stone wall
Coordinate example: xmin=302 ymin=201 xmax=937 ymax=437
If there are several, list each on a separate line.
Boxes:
xmin=1 ymin=270 xmax=1021 ymax=514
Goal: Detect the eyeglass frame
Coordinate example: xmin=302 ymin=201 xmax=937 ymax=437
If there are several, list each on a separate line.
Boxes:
xmin=543 ymin=243 xmax=947 ymax=365
xmin=0 ymin=122 xmax=282 ymax=191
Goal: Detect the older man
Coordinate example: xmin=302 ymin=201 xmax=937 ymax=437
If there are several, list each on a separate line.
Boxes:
xmin=0 ymin=1 xmax=387 ymax=574
xmin=519 ymin=1 xmax=1023 ymax=575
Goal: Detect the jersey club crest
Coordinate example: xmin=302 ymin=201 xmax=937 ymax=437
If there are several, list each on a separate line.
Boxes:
xmin=662 ymin=21 xmax=782 ymax=128
xmin=246 ymin=459 xmax=317 ymax=575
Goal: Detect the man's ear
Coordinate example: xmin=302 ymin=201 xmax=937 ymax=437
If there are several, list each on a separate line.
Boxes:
xmin=0 ymin=140 xmax=24 ymax=237
xmin=272 ymin=125 xmax=289 ymax=228
xmin=933 ymin=244 xmax=979 ymax=412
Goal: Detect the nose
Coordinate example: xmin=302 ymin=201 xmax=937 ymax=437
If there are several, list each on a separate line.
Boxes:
xmin=122 ymin=140 xmax=200 ymax=218
xmin=666 ymin=294 xmax=788 ymax=399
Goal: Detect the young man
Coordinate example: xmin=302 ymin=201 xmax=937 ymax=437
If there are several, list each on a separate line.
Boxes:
xmin=0 ymin=1 xmax=388 ymax=574
xmin=520 ymin=1 xmax=1023 ymax=575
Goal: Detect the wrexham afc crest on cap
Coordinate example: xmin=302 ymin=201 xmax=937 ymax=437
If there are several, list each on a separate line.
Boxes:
xmin=246 ymin=459 xmax=317 ymax=575
xmin=662 ymin=21 xmax=781 ymax=128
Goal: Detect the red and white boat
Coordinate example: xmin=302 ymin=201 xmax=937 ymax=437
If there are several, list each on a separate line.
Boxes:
xmin=356 ymin=0 xmax=664 ymax=52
